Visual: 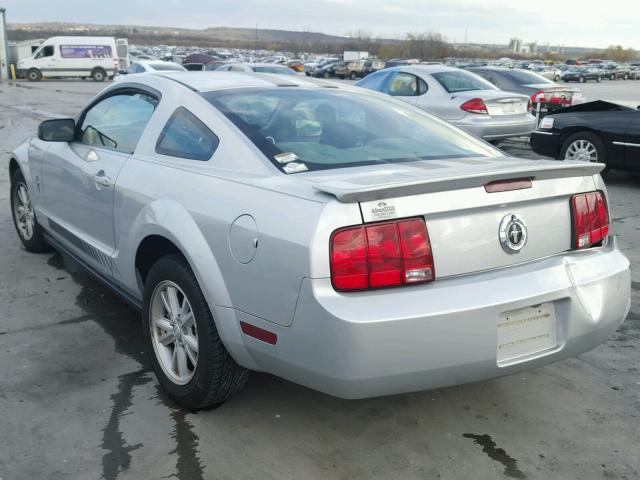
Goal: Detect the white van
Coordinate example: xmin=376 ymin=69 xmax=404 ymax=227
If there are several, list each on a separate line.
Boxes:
xmin=16 ymin=36 xmax=118 ymax=82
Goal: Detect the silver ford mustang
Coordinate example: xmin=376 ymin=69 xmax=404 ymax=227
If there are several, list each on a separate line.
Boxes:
xmin=9 ymin=72 xmax=630 ymax=409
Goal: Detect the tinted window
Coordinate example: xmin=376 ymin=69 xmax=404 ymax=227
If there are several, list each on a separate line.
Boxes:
xmin=156 ymin=108 xmax=219 ymax=161
xmin=252 ymin=65 xmax=295 ymax=75
xmin=79 ymin=92 xmax=158 ymax=153
xmin=36 ymin=45 xmax=54 ymax=59
xmin=356 ymin=70 xmax=390 ymax=91
xmin=148 ymin=62 xmax=184 ymax=71
xmin=498 ymin=70 xmax=553 ymax=85
xmin=204 ymin=88 xmax=499 ymax=173
xmin=389 ymin=72 xmax=423 ymax=96
xmin=183 ymin=63 xmax=204 ymax=71
xmin=126 ymin=63 xmax=144 ymax=74
xmin=60 ymin=45 xmax=112 ymax=59
xmin=431 ymin=70 xmax=496 ymax=93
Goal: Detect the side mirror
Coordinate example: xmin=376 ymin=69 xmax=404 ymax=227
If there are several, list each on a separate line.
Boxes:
xmin=38 ymin=118 xmax=75 ymax=142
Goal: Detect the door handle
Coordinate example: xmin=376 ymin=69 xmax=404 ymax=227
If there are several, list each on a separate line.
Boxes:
xmin=93 ymin=170 xmax=111 ymax=188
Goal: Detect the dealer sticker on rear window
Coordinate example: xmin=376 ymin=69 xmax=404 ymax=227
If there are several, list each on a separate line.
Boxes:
xmin=370 ymin=201 xmax=397 ymax=220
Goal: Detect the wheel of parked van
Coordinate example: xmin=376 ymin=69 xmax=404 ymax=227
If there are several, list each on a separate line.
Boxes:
xmin=10 ymin=169 xmax=51 ymax=253
xmin=91 ymin=68 xmax=107 ymax=82
xmin=26 ymin=68 xmax=42 ymax=82
xmin=143 ymin=254 xmax=249 ymax=409
xmin=560 ymin=132 xmax=607 ymax=173
xmin=349 ymin=71 xmax=357 ymax=80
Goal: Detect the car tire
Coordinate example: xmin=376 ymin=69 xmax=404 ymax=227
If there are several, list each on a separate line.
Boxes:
xmin=323 ymin=72 xmax=330 ymax=78
xmin=349 ymin=71 xmax=357 ymax=80
xmin=91 ymin=68 xmax=107 ymax=82
xmin=10 ymin=169 xmax=52 ymax=253
xmin=26 ymin=68 xmax=42 ymax=82
xmin=596 ymin=76 xmax=602 ymax=82
xmin=554 ymin=75 xmax=560 ymax=81
xmin=624 ymin=74 xmax=629 ymax=80
xmin=610 ymin=74 xmax=615 ymax=80
xmin=143 ymin=254 xmax=249 ymax=409
xmin=560 ymin=132 xmax=608 ymax=173
xmin=579 ymin=76 xmax=585 ymax=83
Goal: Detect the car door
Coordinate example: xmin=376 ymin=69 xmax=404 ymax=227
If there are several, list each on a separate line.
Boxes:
xmin=33 ymin=44 xmax=58 ymax=73
xmin=40 ymin=90 xmax=158 ymax=277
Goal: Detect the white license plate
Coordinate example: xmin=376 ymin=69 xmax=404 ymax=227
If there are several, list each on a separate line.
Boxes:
xmin=501 ymin=103 xmax=516 ymax=113
xmin=497 ymin=303 xmax=556 ymax=364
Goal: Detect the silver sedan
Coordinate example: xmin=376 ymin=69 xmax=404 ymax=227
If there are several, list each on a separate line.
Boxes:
xmin=9 ymin=72 xmax=630 ymax=408
xmin=356 ymin=65 xmax=537 ymax=141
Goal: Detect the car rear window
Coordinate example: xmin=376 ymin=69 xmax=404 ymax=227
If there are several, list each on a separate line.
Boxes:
xmin=431 ymin=70 xmax=497 ymax=93
xmin=252 ymin=66 xmax=295 ymax=75
xmin=498 ymin=70 xmax=553 ymax=85
xmin=203 ymin=88 xmax=500 ymax=173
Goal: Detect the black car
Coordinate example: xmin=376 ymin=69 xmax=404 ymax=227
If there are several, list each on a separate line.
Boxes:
xmin=602 ymin=64 xmax=630 ymax=80
xmin=468 ymin=67 xmax=584 ymax=117
xmin=530 ymin=101 xmax=640 ymax=173
xmin=311 ymin=60 xmax=344 ymax=78
xmin=561 ymin=67 xmax=602 ymax=83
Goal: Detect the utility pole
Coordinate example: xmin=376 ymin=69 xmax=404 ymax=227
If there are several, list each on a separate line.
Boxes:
xmin=0 ymin=7 xmax=8 ymax=81
xmin=254 ymin=24 xmax=258 ymax=55
xmin=464 ymin=29 xmax=468 ymax=46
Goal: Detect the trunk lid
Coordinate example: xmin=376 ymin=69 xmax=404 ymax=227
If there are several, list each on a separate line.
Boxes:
xmin=306 ymin=157 xmax=602 ymax=278
xmin=453 ymin=90 xmax=530 ymax=116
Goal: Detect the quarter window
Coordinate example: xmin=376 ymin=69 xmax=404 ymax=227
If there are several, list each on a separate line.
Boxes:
xmin=78 ymin=92 xmax=158 ymax=153
xmin=156 ymin=108 xmax=219 ymax=161
xmin=388 ymin=72 xmax=426 ymax=96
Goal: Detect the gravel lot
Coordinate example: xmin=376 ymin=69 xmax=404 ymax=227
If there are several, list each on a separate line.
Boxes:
xmin=0 ymin=78 xmax=639 ymax=480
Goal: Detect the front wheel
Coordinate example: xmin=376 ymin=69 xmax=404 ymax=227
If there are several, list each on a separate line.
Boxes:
xmin=91 ymin=68 xmax=107 ymax=82
xmin=579 ymin=76 xmax=585 ymax=83
xmin=143 ymin=254 xmax=248 ymax=409
xmin=10 ymin=169 xmax=51 ymax=252
xmin=349 ymin=71 xmax=357 ymax=80
xmin=27 ymin=68 xmax=42 ymax=82
xmin=596 ymin=76 xmax=602 ymax=82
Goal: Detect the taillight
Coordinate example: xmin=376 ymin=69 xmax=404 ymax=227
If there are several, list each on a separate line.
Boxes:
xmin=570 ymin=191 xmax=609 ymax=249
xmin=460 ymin=98 xmax=488 ymax=114
xmin=330 ymin=218 xmax=434 ymax=291
xmin=531 ymin=90 xmax=545 ymax=104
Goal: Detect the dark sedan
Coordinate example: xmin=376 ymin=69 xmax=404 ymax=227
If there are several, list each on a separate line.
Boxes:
xmin=467 ymin=67 xmax=585 ymax=117
xmin=561 ymin=67 xmax=602 ymax=83
xmin=530 ymin=101 xmax=640 ymax=173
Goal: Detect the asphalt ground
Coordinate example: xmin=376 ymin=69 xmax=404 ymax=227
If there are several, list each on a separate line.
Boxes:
xmin=0 ymin=78 xmax=639 ymax=480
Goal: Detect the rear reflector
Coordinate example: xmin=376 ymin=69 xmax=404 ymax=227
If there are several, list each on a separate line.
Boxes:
xmin=485 ymin=178 xmax=532 ymax=193
xmin=330 ymin=218 xmax=434 ymax=291
xmin=240 ymin=321 xmax=278 ymax=345
xmin=570 ymin=191 xmax=609 ymax=249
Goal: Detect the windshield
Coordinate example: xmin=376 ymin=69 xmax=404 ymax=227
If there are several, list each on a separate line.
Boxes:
xmin=500 ymin=70 xmax=553 ymax=85
xmin=431 ymin=70 xmax=497 ymax=93
xmin=149 ymin=63 xmax=185 ymax=71
xmin=252 ymin=66 xmax=295 ymax=75
xmin=203 ymin=88 xmax=500 ymax=172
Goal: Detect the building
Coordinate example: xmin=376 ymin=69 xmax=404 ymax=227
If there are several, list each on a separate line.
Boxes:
xmin=8 ymin=38 xmax=43 ymax=65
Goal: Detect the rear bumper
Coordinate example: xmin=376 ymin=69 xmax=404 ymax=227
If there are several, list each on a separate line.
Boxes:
xmin=530 ymin=130 xmax=562 ymax=158
xmin=220 ymin=237 xmax=630 ymax=399
xmin=452 ymin=114 xmax=537 ymax=140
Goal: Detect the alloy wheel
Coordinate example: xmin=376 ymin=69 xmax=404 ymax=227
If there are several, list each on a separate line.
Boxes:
xmin=12 ymin=182 xmax=35 ymax=241
xmin=150 ymin=281 xmax=199 ymax=385
xmin=565 ymin=139 xmax=598 ymax=162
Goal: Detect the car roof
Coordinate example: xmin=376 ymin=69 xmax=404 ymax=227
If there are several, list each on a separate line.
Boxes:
xmin=151 ymin=71 xmax=351 ymax=93
xmin=388 ymin=64 xmax=464 ymax=75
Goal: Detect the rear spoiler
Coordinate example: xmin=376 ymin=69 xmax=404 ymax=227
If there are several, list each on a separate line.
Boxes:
xmin=313 ymin=162 xmax=604 ymax=203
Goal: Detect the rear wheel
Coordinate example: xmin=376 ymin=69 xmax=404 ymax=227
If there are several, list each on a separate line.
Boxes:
xmin=27 ymin=68 xmax=42 ymax=82
xmin=611 ymin=74 xmax=616 ymax=80
xmin=349 ymin=71 xmax=357 ymax=80
xmin=10 ymin=169 xmax=51 ymax=253
xmin=560 ymin=132 xmax=607 ymax=172
xmin=143 ymin=254 xmax=248 ymax=409
xmin=596 ymin=76 xmax=602 ymax=82
xmin=91 ymin=68 xmax=107 ymax=82
xmin=579 ymin=76 xmax=585 ymax=83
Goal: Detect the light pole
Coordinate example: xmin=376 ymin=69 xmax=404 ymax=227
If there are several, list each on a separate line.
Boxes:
xmin=0 ymin=7 xmax=8 ymax=81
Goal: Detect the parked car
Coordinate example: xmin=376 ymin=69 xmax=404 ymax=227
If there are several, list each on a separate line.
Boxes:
xmin=531 ymin=65 xmax=563 ymax=82
xmin=531 ymin=100 xmax=640 ymax=172
xmin=182 ymin=61 xmax=228 ymax=71
xmin=10 ymin=72 xmax=629 ymax=408
xmin=311 ymin=60 xmax=346 ymax=78
xmin=304 ymin=57 xmax=340 ymax=76
xmin=286 ymin=60 xmax=305 ymax=73
xmin=114 ymin=60 xmax=186 ymax=81
xmin=16 ymin=36 xmax=119 ymax=82
xmin=356 ymin=65 xmax=536 ymax=141
xmin=561 ymin=67 xmax=603 ymax=83
xmin=601 ymin=64 xmax=630 ymax=80
xmin=362 ymin=59 xmax=386 ymax=77
xmin=216 ymin=62 xmax=297 ymax=75
xmin=467 ymin=67 xmax=585 ymax=117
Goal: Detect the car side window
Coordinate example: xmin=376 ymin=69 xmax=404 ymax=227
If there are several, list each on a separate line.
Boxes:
xmin=229 ymin=65 xmax=246 ymax=72
xmin=126 ymin=63 xmax=143 ymax=74
xmin=35 ymin=45 xmax=54 ymax=59
xmin=389 ymin=72 xmax=423 ymax=96
xmin=156 ymin=107 xmax=219 ymax=161
xmin=78 ymin=92 xmax=158 ymax=154
xmin=356 ymin=70 xmax=390 ymax=91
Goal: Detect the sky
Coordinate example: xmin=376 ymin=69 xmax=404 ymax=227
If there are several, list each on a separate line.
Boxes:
xmin=2 ymin=0 xmax=639 ymax=49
